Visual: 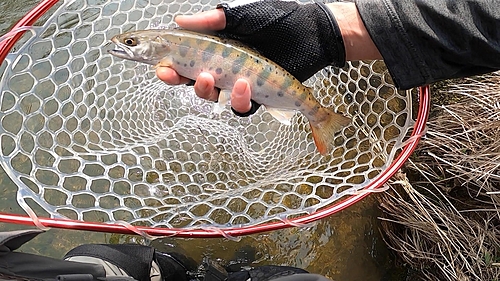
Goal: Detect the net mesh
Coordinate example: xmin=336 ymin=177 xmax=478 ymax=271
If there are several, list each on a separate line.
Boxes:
xmin=0 ymin=0 xmax=414 ymax=230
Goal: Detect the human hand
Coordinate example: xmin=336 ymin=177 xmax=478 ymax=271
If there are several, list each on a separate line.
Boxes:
xmin=156 ymin=0 xmax=346 ymax=115
xmin=156 ymin=9 xmax=256 ymax=114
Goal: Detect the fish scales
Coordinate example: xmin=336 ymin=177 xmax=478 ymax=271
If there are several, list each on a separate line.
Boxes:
xmin=109 ymin=29 xmax=351 ymax=155
xmin=165 ymin=30 xmax=322 ymax=119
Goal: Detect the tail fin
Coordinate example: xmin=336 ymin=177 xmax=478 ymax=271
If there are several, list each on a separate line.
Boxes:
xmin=310 ymin=110 xmax=350 ymax=155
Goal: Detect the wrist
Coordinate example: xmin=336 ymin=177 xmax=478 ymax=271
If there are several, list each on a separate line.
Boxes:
xmin=326 ymin=2 xmax=382 ymax=61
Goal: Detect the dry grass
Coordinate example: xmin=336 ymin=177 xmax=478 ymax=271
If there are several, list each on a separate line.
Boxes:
xmin=380 ymin=172 xmax=500 ymax=280
xmin=415 ymin=72 xmax=500 ymax=198
xmin=378 ymin=72 xmax=500 ymax=280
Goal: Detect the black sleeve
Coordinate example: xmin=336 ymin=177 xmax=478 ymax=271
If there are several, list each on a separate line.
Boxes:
xmin=355 ymin=0 xmax=500 ymax=90
xmin=0 ymin=230 xmax=107 ymax=281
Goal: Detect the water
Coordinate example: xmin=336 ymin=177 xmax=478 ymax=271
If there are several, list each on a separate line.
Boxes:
xmin=0 ymin=1 xmax=400 ymax=280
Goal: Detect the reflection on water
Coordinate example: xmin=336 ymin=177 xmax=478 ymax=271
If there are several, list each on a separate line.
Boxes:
xmin=0 ymin=162 xmax=396 ymax=280
xmin=0 ymin=0 xmax=38 ymax=33
xmin=0 ymin=1 xmax=400 ymax=280
xmin=150 ymin=195 xmax=396 ymax=281
xmin=1 ymin=165 xmax=394 ymax=280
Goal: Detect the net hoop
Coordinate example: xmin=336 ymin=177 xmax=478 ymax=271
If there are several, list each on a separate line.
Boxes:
xmin=0 ymin=0 xmax=430 ymax=238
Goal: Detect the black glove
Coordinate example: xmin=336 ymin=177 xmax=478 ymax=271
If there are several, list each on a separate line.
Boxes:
xmin=217 ymin=0 xmax=345 ymax=83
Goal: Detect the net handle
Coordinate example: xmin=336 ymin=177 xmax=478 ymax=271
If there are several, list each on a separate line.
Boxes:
xmin=0 ymin=0 xmax=431 ymax=238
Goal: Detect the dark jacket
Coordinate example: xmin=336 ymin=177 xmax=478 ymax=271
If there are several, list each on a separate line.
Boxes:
xmin=355 ymin=0 xmax=500 ymax=89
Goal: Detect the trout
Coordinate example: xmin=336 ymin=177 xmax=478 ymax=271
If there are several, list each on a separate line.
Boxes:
xmin=109 ymin=29 xmax=350 ymax=155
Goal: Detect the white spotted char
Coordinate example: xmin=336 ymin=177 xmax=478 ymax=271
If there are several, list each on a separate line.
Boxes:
xmin=109 ymin=29 xmax=351 ymax=155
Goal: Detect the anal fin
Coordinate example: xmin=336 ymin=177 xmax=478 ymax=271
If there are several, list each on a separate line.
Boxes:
xmin=212 ymin=89 xmax=231 ymax=114
xmin=265 ymin=107 xmax=296 ymax=126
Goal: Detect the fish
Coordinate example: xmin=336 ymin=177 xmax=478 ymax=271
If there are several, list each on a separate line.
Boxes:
xmin=108 ymin=29 xmax=350 ymax=155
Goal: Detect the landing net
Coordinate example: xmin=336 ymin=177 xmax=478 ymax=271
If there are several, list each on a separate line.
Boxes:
xmin=0 ymin=0 xmax=430 ymax=238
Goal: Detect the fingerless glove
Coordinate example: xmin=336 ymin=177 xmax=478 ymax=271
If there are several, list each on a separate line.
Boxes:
xmin=217 ymin=0 xmax=345 ymax=83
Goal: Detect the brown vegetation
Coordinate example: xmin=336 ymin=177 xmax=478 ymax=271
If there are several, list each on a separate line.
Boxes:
xmin=378 ymin=72 xmax=500 ymax=280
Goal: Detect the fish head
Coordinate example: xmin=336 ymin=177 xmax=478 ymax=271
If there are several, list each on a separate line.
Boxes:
xmin=109 ymin=30 xmax=172 ymax=65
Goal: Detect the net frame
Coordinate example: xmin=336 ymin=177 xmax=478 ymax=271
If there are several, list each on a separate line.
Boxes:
xmin=0 ymin=0 xmax=430 ymax=238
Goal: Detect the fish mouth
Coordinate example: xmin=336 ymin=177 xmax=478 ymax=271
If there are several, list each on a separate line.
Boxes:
xmin=108 ymin=37 xmax=135 ymax=59
xmin=108 ymin=48 xmax=127 ymax=57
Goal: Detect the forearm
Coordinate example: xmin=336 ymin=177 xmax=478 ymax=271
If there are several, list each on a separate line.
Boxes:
xmin=326 ymin=2 xmax=382 ymax=62
xmin=355 ymin=0 xmax=500 ymax=90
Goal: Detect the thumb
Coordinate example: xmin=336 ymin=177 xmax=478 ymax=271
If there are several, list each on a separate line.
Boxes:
xmin=175 ymin=9 xmax=226 ymax=31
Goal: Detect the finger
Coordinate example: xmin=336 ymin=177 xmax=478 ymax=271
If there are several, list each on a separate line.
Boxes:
xmin=230 ymin=79 xmax=252 ymax=113
xmin=194 ymin=72 xmax=219 ymax=101
xmin=156 ymin=67 xmax=192 ymax=85
xmin=175 ymin=9 xmax=226 ymax=31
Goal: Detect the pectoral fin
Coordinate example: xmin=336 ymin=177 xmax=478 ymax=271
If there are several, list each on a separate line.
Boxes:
xmin=154 ymin=58 xmax=173 ymax=69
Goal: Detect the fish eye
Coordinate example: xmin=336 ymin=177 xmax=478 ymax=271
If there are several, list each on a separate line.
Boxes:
xmin=124 ymin=37 xmax=138 ymax=46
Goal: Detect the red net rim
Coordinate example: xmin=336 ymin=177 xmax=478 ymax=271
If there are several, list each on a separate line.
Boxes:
xmin=0 ymin=0 xmax=430 ymax=238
